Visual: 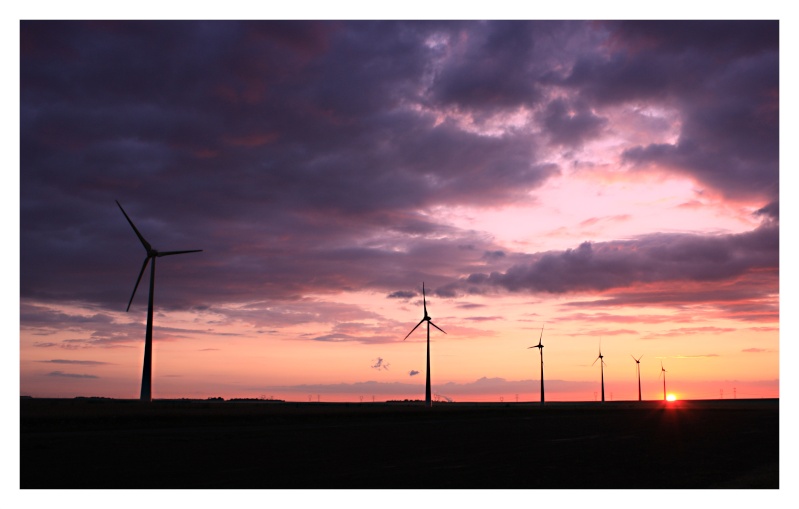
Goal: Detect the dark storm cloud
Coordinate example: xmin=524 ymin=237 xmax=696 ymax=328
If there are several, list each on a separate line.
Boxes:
xmin=541 ymin=98 xmax=608 ymax=147
xmin=755 ymin=201 xmax=779 ymax=220
xmin=21 ymin=20 xmax=548 ymax=310
xmin=20 ymin=20 xmax=778 ymax=328
xmin=387 ymin=290 xmax=416 ymax=299
xmin=430 ymin=21 xmax=543 ymax=109
xmin=460 ymin=224 xmax=777 ymax=294
xmin=565 ymin=20 xmax=778 ymax=201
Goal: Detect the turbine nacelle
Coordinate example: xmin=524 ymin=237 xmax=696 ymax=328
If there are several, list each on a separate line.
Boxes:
xmin=592 ymin=339 xmax=606 ymax=366
xmin=529 ymin=323 xmax=545 ymax=350
xmin=118 ymin=200 xmax=202 ymax=312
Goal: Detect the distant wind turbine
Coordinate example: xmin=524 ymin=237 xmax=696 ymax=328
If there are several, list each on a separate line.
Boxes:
xmin=631 ymin=354 xmax=643 ymax=401
xmin=659 ymin=361 xmax=668 ymax=401
xmin=403 ymin=282 xmax=446 ymax=408
xmin=528 ymin=323 xmax=545 ymax=404
xmin=592 ymin=340 xmax=606 ymax=402
xmin=117 ymin=200 xmax=202 ymax=402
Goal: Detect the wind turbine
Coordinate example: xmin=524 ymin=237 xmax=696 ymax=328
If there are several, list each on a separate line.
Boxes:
xmin=117 ymin=200 xmax=202 ymax=402
xmin=528 ymin=323 xmax=545 ymax=404
xmin=403 ymin=282 xmax=446 ymax=408
xmin=631 ymin=354 xmax=643 ymax=401
xmin=592 ymin=340 xmax=606 ymax=402
xmin=659 ymin=361 xmax=668 ymax=401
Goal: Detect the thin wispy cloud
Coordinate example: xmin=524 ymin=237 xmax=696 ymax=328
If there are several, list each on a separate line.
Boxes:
xmin=37 ymin=359 xmax=110 ymax=365
xmin=47 ymin=371 xmax=99 ymax=379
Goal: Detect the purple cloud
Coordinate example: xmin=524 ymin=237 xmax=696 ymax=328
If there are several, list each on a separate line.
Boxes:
xmin=371 ymin=357 xmax=390 ymax=371
xmin=47 ymin=371 xmax=99 ymax=379
xmin=458 ymin=224 xmax=777 ymax=295
xmin=19 ymin=21 xmax=778 ymax=343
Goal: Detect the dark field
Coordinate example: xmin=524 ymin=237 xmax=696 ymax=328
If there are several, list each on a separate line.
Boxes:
xmin=20 ymin=398 xmax=779 ymax=489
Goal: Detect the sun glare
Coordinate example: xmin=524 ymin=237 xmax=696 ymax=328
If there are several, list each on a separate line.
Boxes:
xmin=666 ymin=394 xmax=677 ymax=402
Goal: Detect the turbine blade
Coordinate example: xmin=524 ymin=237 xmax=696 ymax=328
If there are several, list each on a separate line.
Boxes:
xmin=158 ymin=249 xmax=203 ymax=257
xmin=429 ymin=321 xmax=447 ymax=334
xmin=592 ymin=356 xmax=599 ymax=366
xmin=116 ymin=200 xmax=152 ymax=252
xmin=127 ymin=257 xmax=150 ymax=311
xmin=422 ymin=282 xmax=428 ymax=317
xmin=403 ymin=319 xmax=425 ymax=340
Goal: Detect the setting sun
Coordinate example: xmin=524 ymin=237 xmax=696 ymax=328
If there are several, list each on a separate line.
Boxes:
xmin=666 ymin=394 xmax=677 ymax=402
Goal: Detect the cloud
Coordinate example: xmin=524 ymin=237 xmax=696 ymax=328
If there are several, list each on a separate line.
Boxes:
xmin=742 ymin=348 xmax=769 ymax=353
xmin=463 ymin=316 xmax=502 ymax=322
xmin=541 ymin=98 xmax=608 ymax=147
xmin=562 ymin=328 xmax=638 ymax=337
xmin=47 ymin=371 xmax=99 ymax=379
xmin=387 ymin=290 xmax=416 ymax=299
xmin=408 ymin=370 xmax=420 ymax=377
xmin=37 ymin=359 xmax=110 ymax=365
xmin=456 ymin=224 xmax=777 ymax=296
xmin=311 ymin=321 xmax=402 ymax=344
xmin=573 ymin=20 xmax=780 ymax=202
xmin=19 ymin=21 xmax=779 ymax=350
xmin=641 ymin=327 xmax=737 ymax=340
xmin=371 ymin=357 xmax=390 ymax=370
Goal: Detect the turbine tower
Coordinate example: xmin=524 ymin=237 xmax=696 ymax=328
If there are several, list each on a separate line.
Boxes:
xmin=403 ymin=282 xmax=447 ymax=408
xmin=659 ymin=361 xmax=668 ymax=401
xmin=631 ymin=354 xmax=643 ymax=401
xmin=117 ymin=200 xmax=202 ymax=402
xmin=528 ymin=323 xmax=545 ymax=404
xmin=592 ymin=341 xmax=606 ymax=402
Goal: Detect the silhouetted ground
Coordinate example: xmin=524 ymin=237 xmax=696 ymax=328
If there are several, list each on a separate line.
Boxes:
xmin=20 ymin=398 xmax=778 ymax=489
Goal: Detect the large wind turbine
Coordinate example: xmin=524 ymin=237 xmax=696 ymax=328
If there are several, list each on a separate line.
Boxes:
xmin=117 ymin=200 xmax=202 ymax=401
xmin=592 ymin=340 xmax=606 ymax=402
xmin=631 ymin=354 xmax=643 ymax=401
xmin=528 ymin=324 xmax=545 ymax=404
xmin=659 ymin=361 xmax=668 ymax=401
xmin=403 ymin=282 xmax=446 ymax=408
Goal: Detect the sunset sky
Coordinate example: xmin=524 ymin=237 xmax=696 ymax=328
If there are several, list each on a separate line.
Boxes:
xmin=18 ymin=18 xmax=783 ymax=403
